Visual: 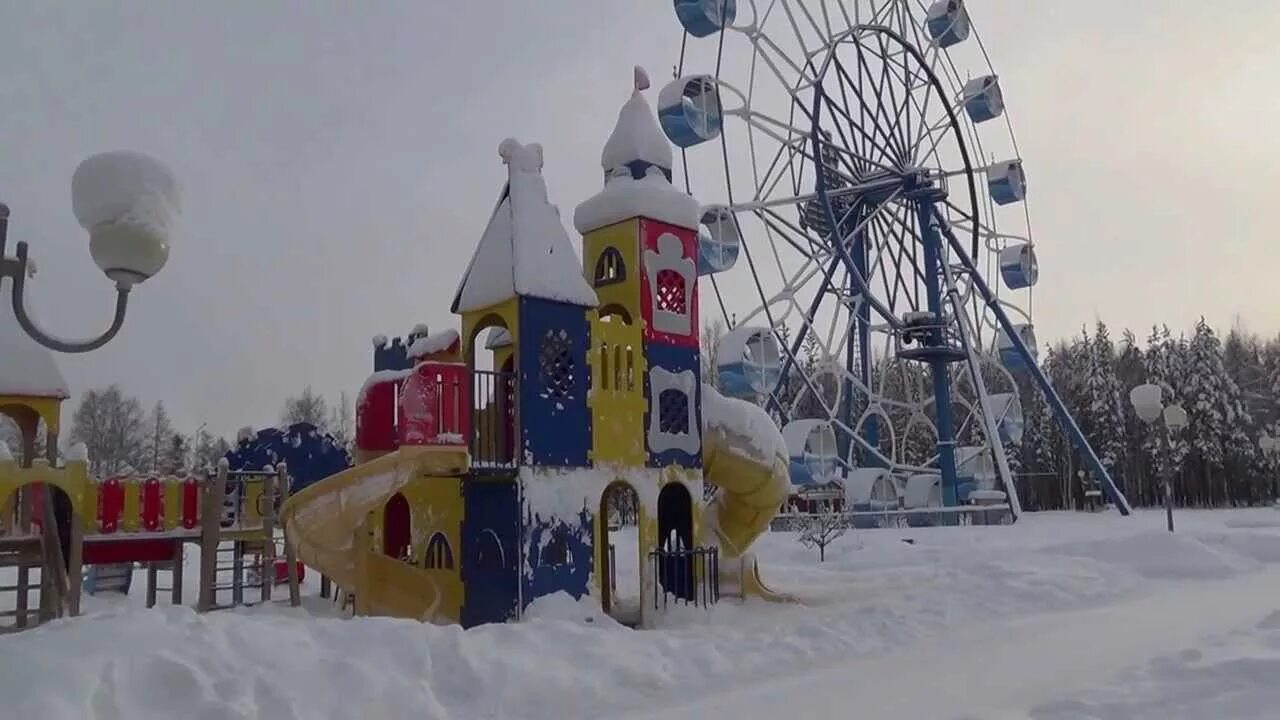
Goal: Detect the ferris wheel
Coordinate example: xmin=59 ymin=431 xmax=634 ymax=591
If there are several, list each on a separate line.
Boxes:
xmin=663 ymin=0 xmax=1130 ymax=516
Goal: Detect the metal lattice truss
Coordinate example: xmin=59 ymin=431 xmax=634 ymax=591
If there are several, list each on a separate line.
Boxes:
xmin=672 ymin=0 xmax=1041 ymax=503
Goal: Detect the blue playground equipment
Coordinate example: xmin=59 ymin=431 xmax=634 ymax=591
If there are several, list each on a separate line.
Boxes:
xmin=224 ymin=422 xmax=352 ymax=494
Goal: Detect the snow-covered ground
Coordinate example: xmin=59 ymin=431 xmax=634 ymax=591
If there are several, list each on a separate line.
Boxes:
xmin=6 ymin=509 xmax=1280 ymax=719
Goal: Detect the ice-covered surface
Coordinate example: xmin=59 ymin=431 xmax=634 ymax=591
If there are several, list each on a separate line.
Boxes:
xmin=574 ymin=68 xmax=700 ymax=233
xmin=10 ymin=510 xmax=1280 ymax=719
xmin=0 ymin=278 xmax=70 ymax=399
xmin=406 ymin=329 xmax=459 ymax=359
xmin=452 ymin=139 xmax=597 ymax=313
xmin=70 ymin=150 xmax=181 ymax=236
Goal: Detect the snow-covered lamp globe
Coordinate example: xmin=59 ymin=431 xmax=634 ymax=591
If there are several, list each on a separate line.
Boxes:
xmin=1162 ymin=404 xmax=1188 ymax=432
xmin=0 ymin=149 xmax=181 ymax=353
xmin=1128 ymin=383 xmax=1163 ymax=424
xmin=71 ymin=151 xmax=181 ymax=287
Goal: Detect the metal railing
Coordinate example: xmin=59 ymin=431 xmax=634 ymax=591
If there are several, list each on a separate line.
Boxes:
xmin=471 ymin=369 xmax=517 ymax=469
xmin=770 ymin=504 xmax=1014 ymax=531
xmin=649 ymin=546 xmax=719 ymax=610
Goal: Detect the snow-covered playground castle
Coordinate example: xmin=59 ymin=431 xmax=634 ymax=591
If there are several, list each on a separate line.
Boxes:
xmin=281 ymin=68 xmax=793 ymax=628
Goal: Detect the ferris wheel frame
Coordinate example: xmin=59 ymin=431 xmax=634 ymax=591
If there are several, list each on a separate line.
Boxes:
xmin=669 ymin=0 xmax=1131 ymax=516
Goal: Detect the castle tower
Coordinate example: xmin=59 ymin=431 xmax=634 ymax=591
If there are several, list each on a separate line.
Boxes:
xmin=574 ymin=68 xmax=703 ymax=471
xmin=0 ymin=277 xmax=69 ymax=466
xmin=451 ymin=139 xmax=598 ymax=468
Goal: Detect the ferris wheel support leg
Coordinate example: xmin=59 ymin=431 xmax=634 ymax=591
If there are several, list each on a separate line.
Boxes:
xmin=935 ymin=211 xmax=1133 ymax=516
xmin=918 ymin=201 xmax=962 ymax=508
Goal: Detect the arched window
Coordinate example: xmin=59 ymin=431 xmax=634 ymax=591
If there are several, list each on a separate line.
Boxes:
xmin=424 ymin=532 xmax=455 ymax=569
xmin=593 ymin=247 xmax=627 ymax=287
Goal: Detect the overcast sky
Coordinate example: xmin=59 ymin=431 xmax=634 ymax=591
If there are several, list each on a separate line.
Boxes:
xmin=1 ymin=1 xmax=1276 ymax=438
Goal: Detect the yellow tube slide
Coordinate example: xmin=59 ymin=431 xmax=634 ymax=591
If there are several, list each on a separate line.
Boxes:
xmin=700 ymin=384 xmax=794 ymax=601
xmin=280 ymin=450 xmax=417 ymax=590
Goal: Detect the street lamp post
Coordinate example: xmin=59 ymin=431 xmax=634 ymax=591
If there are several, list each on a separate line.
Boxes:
xmin=1 ymin=151 xmax=179 ymax=353
xmin=1130 ymin=383 xmax=1187 ymax=533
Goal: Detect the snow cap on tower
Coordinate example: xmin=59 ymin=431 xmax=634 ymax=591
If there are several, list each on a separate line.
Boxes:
xmin=452 ymin=138 xmax=598 ymax=313
xmin=574 ymin=66 xmax=700 ymax=234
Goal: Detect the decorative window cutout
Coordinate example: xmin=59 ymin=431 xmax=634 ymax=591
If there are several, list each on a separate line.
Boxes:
xmin=648 ymin=366 xmax=700 ymax=455
xmin=539 ymin=329 xmax=575 ymax=400
xmin=643 ymin=233 xmax=696 ymax=336
xmin=593 ymin=247 xmax=627 ymax=287
xmin=658 ymin=389 xmax=690 ymax=434
xmin=424 ymin=532 xmax=455 ymax=570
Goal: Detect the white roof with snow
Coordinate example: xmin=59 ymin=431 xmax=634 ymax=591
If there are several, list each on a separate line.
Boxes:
xmin=452 ymin=139 xmax=598 ymax=313
xmin=574 ymin=66 xmax=700 ymax=234
xmin=0 ymin=277 xmax=69 ymax=399
xmin=600 ymin=67 xmax=673 ymax=180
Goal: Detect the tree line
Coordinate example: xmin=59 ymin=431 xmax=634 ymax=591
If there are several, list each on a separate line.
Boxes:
xmin=703 ymin=316 xmax=1280 ymax=512
xmin=0 ymin=384 xmax=353 ymax=478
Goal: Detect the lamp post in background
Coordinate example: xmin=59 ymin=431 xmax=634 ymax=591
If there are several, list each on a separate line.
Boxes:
xmin=1 ymin=150 xmax=180 ymax=353
xmin=1260 ymin=434 xmax=1280 ymax=507
xmin=1130 ymin=383 xmax=1187 ymax=533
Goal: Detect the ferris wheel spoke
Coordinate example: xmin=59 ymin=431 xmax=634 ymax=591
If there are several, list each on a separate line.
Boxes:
xmin=863 ymin=33 xmax=912 ymax=163
xmin=749 ymin=26 xmax=820 ymax=92
xmin=829 ymin=50 xmax=903 ymax=166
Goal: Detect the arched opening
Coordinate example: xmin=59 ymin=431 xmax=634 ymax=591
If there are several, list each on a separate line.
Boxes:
xmin=383 ymin=493 xmax=411 ymax=560
xmin=472 ymin=323 xmax=516 ymax=468
xmin=423 ymin=532 xmax=454 ymax=570
xmin=599 ymin=481 xmax=641 ymax=623
xmin=657 ymin=482 xmax=695 ymax=601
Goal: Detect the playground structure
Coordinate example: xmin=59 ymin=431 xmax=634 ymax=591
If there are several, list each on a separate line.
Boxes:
xmin=0 ymin=314 xmax=300 ymax=631
xmin=661 ymin=0 xmax=1131 ymax=520
xmin=281 ymin=71 xmax=793 ymax=628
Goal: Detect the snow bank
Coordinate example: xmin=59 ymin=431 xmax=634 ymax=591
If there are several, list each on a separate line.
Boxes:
xmin=0 ymin=441 xmax=11 ymax=462
xmin=453 ymin=140 xmax=597 ymax=313
xmin=6 ymin=510 xmax=1280 ymax=719
xmin=71 ymin=150 xmax=181 ymax=237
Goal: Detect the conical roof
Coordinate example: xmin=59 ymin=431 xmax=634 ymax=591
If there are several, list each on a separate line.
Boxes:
xmin=451 ymin=139 xmax=597 ymax=313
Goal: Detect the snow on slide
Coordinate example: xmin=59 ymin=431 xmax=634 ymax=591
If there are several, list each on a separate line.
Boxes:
xmin=700 ymin=383 xmax=792 ymax=599
xmin=279 ymin=451 xmax=416 ymax=591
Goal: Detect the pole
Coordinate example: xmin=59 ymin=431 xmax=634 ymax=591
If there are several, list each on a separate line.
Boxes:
xmin=1160 ymin=425 xmax=1175 ymax=533
xmin=917 ymin=202 xmax=960 ymax=506
xmin=937 ymin=211 xmax=1132 ymax=515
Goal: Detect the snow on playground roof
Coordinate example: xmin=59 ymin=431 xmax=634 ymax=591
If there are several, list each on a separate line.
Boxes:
xmin=574 ymin=67 xmax=700 ymax=234
xmin=701 ymin=382 xmax=788 ymax=464
xmin=452 ymin=139 xmax=597 ymax=314
xmin=0 ymin=277 xmax=69 ymax=399
xmin=601 ymin=67 xmax=673 ymax=179
xmin=485 ymin=327 xmax=513 ymax=350
xmin=407 ymin=329 xmax=459 ymax=359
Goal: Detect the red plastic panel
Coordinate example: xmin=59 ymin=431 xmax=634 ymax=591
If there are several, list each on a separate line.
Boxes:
xmin=356 ymin=376 xmax=402 ymax=452
xmin=181 ymin=479 xmax=200 ymax=529
xmin=99 ymin=477 xmax=125 ymax=533
xmin=398 ymin=362 xmax=470 ymax=446
xmin=639 ymin=218 xmax=699 ymax=348
xmin=141 ymin=478 xmax=163 ymax=531
xmin=83 ymin=539 xmax=177 ymax=564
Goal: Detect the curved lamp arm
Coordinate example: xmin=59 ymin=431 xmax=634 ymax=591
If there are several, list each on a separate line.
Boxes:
xmin=3 ymin=227 xmax=132 ymax=353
